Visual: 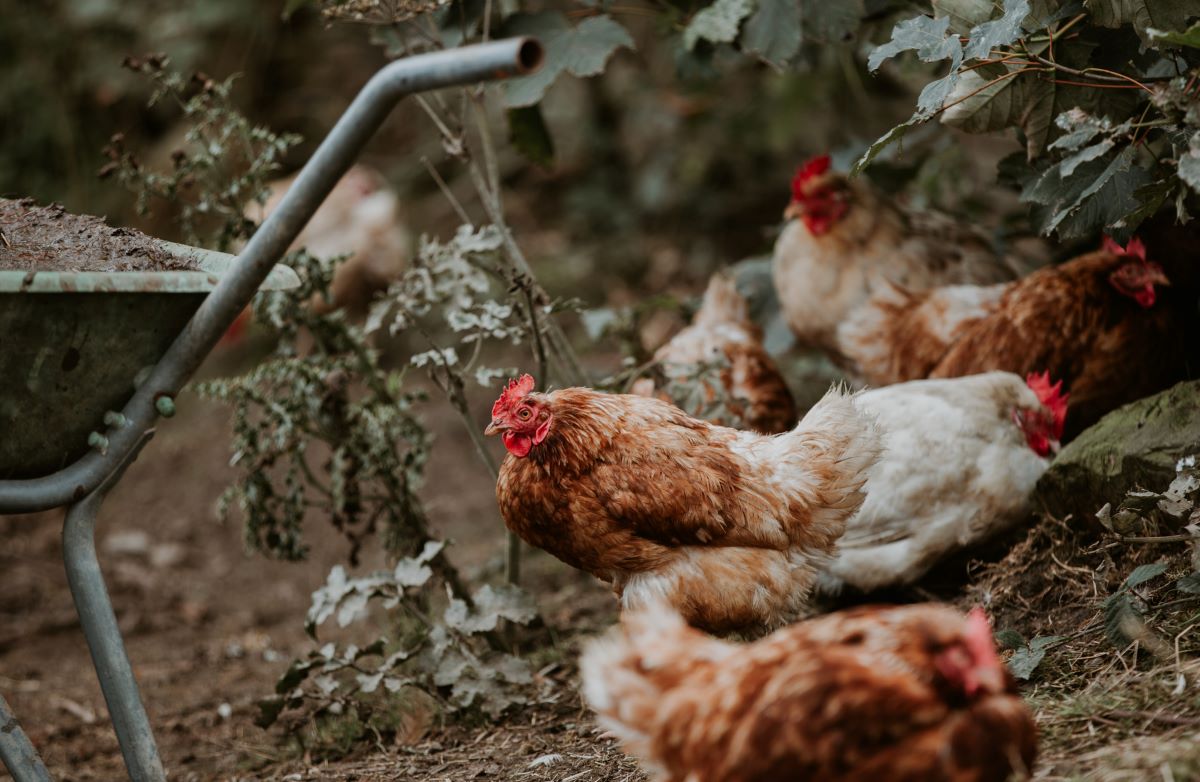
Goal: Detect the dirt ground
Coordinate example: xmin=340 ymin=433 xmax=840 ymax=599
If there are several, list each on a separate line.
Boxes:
xmin=0 ymin=350 xmax=636 ymax=782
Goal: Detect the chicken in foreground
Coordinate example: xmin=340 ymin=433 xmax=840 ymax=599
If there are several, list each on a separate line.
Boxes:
xmin=486 ymin=375 xmax=881 ymax=635
xmin=822 ymin=371 xmax=1067 ymax=594
xmin=582 ymin=601 xmax=1037 ymax=782
xmin=839 ymin=236 xmax=1192 ymax=435
xmin=772 ymin=154 xmax=1022 ymax=371
xmin=631 ymin=273 xmax=797 ymax=434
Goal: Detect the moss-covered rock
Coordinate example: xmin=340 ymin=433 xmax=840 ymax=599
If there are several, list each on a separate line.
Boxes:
xmin=1036 ymin=380 xmax=1200 ymax=521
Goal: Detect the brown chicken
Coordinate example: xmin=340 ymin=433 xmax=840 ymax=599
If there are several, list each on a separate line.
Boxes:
xmin=839 ymin=236 xmax=1194 ymax=435
xmin=772 ymin=154 xmax=1023 ymax=371
xmin=631 ymin=273 xmax=797 ymax=434
xmin=486 ymin=376 xmax=881 ymax=635
xmin=582 ymin=601 xmax=1037 ymax=782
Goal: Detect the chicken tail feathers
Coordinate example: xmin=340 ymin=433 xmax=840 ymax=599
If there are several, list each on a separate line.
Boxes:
xmin=779 ymin=386 xmax=884 ymax=545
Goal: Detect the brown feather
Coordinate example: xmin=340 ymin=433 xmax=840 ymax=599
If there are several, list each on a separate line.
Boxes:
xmin=582 ymin=602 xmax=1037 ymax=782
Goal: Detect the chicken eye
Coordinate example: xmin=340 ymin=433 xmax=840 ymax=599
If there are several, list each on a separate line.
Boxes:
xmin=517 ymin=407 xmax=532 ymax=420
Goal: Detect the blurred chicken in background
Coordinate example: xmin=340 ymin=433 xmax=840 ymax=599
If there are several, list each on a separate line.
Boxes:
xmin=840 ymin=236 xmax=1195 ymax=436
xmin=772 ymin=154 xmax=1027 ymax=376
xmin=220 ymin=164 xmax=409 ymax=345
xmin=632 ymin=273 xmax=797 ymax=434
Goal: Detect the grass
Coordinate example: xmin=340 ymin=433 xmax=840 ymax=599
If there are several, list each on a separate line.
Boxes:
xmin=967 ymin=510 xmax=1200 ymax=781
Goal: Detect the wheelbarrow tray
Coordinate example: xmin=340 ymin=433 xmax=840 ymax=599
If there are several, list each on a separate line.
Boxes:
xmin=0 ymin=242 xmax=298 ymax=479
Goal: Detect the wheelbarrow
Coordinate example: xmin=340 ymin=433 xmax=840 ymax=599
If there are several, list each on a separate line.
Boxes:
xmin=0 ymin=37 xmax=543 ymax=782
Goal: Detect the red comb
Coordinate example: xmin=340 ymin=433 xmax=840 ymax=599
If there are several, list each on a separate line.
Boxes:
xmin=1102 ymin=235 xmax=1147 ymax=262
xmin=791 ymin=154 xmax=832 ymax=201
xmin=491 ymin=374 xmax=535 ymax=418
xmin=1026 ymin=371 xmax=1068 ymax=439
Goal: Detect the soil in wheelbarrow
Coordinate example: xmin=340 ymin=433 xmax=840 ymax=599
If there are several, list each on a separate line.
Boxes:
xmin=0 ymin=198 xmax=197 ymax=272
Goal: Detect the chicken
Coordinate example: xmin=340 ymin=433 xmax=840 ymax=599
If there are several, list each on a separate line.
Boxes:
xmin=581 ymin=600 xmax=1037 ymax=782
xmin=821 ymin=371 xmax=1066 ymax=594
xmin=772 ymin=154 xmax=1021 ymax=371
xmin=839 ymin=236 xmax=1192 ymax=436
xmin=248 ymin=164 xmax=409 ymax=315
xmin=631 ymin=273 xmax=797 ymax=434
xmin=218 ymin=166 xmax=410 ymax=347
xmin=486 ymin=375 xmax=881 ymax=635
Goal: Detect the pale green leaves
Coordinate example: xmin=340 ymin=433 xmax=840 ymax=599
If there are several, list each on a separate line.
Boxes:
xmin=1179 ymin=131 xmax=1200 ymax=192
xmin=741 ymin=0 xmax=802 ymax=67
xmin=868 ymin=14 xmax=961 ymax=73
xmin=684 ymin=0 xmax=755 ymax=49
xmin=1007 ymin=634 xmax=1066 ymax=680
xmin=680 ymin=0 xmax=863 ymax=68
xmin=963 ymin=0 xmax=1031 ymax=59
xmin=867 ymin=0 xmax=1030 ymax=131
xmin=1149 ymin=19 xmax=1200 ymax=46
xmin=502 ymin=12 xmax=635 ymax=108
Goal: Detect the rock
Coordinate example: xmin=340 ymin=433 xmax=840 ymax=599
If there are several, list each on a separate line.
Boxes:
xmin=1036 ymin=380 xmax=1200 ymax=521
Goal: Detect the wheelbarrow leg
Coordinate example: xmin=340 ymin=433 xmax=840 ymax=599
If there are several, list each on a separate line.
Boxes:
xmin=62 ymin=486 xmax=165 ymax=782
xmin=0 ymin=692 xmax=53 ymax=782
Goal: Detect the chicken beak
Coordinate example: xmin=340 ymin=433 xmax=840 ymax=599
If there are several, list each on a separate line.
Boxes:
xmin=783 ymin=200 xmax=804 ymax=221
xmin=1149 ymin=268 xmax=1171 ymax=287
xmin=484 ymin=420 xmax=503 ymax=437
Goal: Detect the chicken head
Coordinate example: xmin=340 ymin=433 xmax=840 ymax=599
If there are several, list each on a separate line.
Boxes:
xmin=784 ymin=154 xmax=849 ymax=235
xmin=485 ymin=374 xmax=551 ymax=458
xmin=1012 ymin=371 xmax=1068 ymax=457
xmin=1104 ymin=236 xmax=1170 ymax=308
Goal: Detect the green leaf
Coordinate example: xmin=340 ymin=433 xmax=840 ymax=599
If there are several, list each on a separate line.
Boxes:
xmin=507 ymin=106 xmax=555 ymax=168
xmin=941 ymin=64 xmax=1033 ymax=132
xmin=1179 ymin=131 xmax=1200 ymax=192
xmin=502 ymin=13 xmax=635 ymax=108
xmin=742 ymin=0 xmax=802 ymax=68
xmin=917 ymin=72 xmax=962 ymax=116
xmin=1126 ymin=561 xmax=1169 ymax=588
xmin=1149 ymin=20 xmax=1200 ymax=47
xmin=963 ymin=0 xmax=1031 ymax=60
xmin=852 ymin=117 xmax=920 ymax=174
xmin=994 ymin=628 xmax=1027 ymax=650
xmin=1119 ymin=178 xmax=1177 ymax=236
xmin=1176 ymin=571 xmax=1200 ymax=594
xmin=1103 ymin=591 xmax=1145 ymax=647
xmin=868 ymin=14 xmax=962 ymax=72
xmin=1060 ymin=139 xmax=1116 ymax=176
xmin=933 ymin=0 xmax=995 ymax=32
xmin=1024 ymin=144 xmax=1150 ymax=238
xmin=684 ymin=0 xmax=756 ymax=50
xmin=1008 ymin=634 xmax=1065 ymax=680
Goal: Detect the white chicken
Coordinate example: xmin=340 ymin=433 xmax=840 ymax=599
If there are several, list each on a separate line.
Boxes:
xmin=247 ymin=164 xmax=409 ymax=314
xmin=820 ymin=371 xmax=1067 ymax=593
xmin=772 ymin=154 xmax=1028 ymax=376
